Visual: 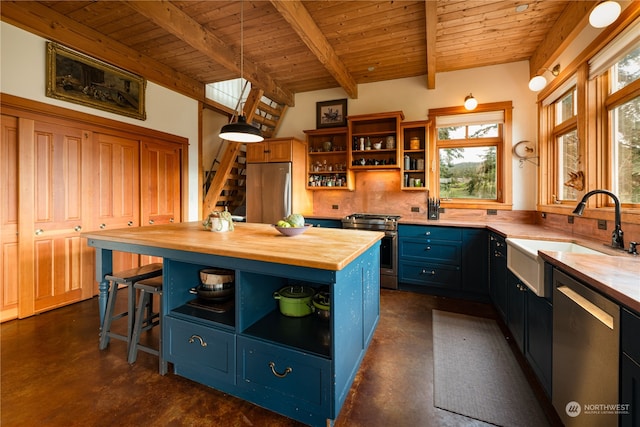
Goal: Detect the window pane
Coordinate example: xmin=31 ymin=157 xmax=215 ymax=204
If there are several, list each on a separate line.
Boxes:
xmin=439 ymin=146 xmax=497 ymax=199
xmin=557 ymin=129 xmax=579 ymax=201
xmin=611 ymin=46 xmax=640 ymax=92
xmin=468 ymin=123 xmax=499 ymax=138
xmin=611 ymin=96 xmax=640 ymax=203
xmin=438 ymin=126 xmax=465 ymax=140
xmin=555 ymin=90 xmax=576 ymax=125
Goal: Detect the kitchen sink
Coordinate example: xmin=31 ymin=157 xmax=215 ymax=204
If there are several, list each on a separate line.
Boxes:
xmin=505 ymin=238 xmax=608 ymax=297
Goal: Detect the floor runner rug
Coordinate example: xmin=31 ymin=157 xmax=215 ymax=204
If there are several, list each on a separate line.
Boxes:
xmin=432 ymin=310 xmax=549 ymax=427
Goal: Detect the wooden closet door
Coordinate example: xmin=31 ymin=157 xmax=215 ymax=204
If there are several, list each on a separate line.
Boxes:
xmin=93 ymin=132 xmax=140 ymax=274
xmin=1 ymin=115 xmax=19 ymax=322
xmin=18 ymin=119 xmax=93 ymax=318
xmin=140 ymin=140 xmax=182 ymax=265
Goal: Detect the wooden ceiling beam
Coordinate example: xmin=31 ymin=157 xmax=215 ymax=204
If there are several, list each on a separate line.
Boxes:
xmin=270 ymin=0 xmax=358 ymax=99
xmin=125 ymin=0 xmax=295 ymax=107
xmin=0 ymin=1 xmax=204 ymax=102
xmin=528 ymin=1 xmax=595 ymax=78
xmin=425 ymin=0 xmax=437 ymax=90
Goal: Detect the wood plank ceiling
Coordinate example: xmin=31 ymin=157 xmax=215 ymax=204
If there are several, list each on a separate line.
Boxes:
xmin=2 ymin=1 xmax=597 ymax=108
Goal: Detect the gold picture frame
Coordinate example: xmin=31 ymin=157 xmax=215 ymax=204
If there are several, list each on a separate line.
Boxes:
xmin=46 ymin=42 xmax=146 ymax=120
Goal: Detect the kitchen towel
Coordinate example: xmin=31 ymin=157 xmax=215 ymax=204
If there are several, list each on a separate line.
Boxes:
xmin=432 ymin=310 xmax=549 ymax=427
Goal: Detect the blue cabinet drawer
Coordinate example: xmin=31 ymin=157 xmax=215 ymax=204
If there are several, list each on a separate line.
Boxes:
xmin=166 ymin=316 xmax=236 ymax=384
xmin=237 ymin=336 xmax=331 ymax=418
xmin=399 ymin=239 xmax=461 ymax=265
xmin=398 ymin=224 xmax=462 ymax=241
xmin=398 ymin=261 xmax=461 ymax=289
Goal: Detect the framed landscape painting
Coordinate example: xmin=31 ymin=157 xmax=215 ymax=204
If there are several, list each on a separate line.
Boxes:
xmin=46 ymin=42 xmax=146 ymax=120
xmin=316 ymin=99 xmax=347 ymax=128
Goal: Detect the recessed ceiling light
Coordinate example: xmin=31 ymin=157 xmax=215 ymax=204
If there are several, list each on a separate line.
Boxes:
xmin=515 ymin=4 xmax=529 ymax=13
xmin=367 ymin=66 xmax=375 ymax=72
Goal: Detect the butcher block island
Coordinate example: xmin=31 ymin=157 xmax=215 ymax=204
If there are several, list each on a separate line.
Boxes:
xmin=83 ymin=221 xmax=383 ymax=427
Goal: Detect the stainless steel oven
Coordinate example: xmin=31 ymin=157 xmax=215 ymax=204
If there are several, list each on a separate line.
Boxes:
xmin=342 ymin=213 xmax=400 ymax=289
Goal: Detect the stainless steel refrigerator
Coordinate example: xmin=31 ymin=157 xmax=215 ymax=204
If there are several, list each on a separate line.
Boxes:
xmin=246 ymin=162 xmax=293 ymax=224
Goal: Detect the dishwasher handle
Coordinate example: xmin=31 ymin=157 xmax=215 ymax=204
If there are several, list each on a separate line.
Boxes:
xmin=557 ymin=285 xmax=615 ymax=330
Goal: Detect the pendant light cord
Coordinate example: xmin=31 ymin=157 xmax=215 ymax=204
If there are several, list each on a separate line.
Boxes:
xmin=239 ymin=0 xmax=244 ymax=116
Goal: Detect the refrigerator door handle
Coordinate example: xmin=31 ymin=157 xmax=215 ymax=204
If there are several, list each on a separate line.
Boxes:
xmin=284 ymin=172 xmax=291 ymax=216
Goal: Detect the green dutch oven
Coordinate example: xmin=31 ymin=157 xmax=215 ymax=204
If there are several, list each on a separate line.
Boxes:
xmin=273 ymin=285 xmax=315 ymax=317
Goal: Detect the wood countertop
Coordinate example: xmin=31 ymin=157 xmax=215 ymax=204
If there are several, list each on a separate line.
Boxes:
xmin=539 ymin=251 xmax=640 ymax=313
xmin=82 ymin=221 xmax=383 ymax=271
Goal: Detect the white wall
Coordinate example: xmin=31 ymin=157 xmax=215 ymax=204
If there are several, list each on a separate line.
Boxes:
xmin=0 ymin=22 xmax=201 ymax=220
xmin=279 ymin=61 xmax=540 ymax=210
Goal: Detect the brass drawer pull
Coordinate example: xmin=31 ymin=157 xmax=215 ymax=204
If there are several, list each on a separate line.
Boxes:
xmin=269 ymin=361 xmax=292 ymax=378
xmin=188 ymin=334 xmax=207 ymax=347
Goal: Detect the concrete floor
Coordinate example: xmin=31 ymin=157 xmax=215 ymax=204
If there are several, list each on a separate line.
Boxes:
xmin=1 ymin=289 xmax=559 ymax=426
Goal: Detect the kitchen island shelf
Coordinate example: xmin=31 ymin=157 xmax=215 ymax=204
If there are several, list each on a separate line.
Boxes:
xmin=243 ymin=310 xmax=331 ymax=359
xmin=171 ymin=302 xmax=235 ymax=329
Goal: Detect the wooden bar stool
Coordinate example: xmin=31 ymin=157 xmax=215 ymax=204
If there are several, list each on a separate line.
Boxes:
xmin=128 ymin=276 xmax=166 ymax=374
xmin=98 ymin=263 xmax=163 ymax=353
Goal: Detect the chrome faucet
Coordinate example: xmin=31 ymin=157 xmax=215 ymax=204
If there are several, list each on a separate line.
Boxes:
xmin=572 ymin=189 xmax=624 ymax=250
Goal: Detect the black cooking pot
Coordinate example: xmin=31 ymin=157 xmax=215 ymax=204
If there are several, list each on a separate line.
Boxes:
xmin=312 ymin=291 xmax=330 ymax=321
xmin=189 ymin=282 xmax=234 ymax=301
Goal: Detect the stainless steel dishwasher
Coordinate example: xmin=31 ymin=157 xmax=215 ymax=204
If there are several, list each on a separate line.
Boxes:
xmin=553 ymin=268 xmax=620 ymax=427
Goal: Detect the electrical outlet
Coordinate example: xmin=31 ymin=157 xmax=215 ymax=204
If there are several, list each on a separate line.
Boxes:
xmin=568 ymin=216 xmax=574 ymax=224
xmin=411 ymin=207 xmax=420 ymax=212
xmin=541 ymin=212 xmax=547 ymax=219
xmin=332 ymin=205 xmax=339 ymax=210
xmin=487 ymin=209 xmax=497 ymax=215
xmin=598 ymin=219 xmax=607 ymax=230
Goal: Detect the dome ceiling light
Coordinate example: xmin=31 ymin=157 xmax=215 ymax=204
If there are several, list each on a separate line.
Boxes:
xmin=589 ymin=1 xmax=621 ymax=28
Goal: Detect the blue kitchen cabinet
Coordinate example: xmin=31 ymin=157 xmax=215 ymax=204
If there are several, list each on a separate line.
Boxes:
xmin=621 ymin=307 xmax=640 ymax=427
xmin=461 ymin=228 xmax=488 ymax=295
xmin=306 ymin=218 xmax=342 ymax=228
xmin=506 ymin=270 xmax=526 ymax=352
xmin=489 ymin=232 xmax=508 ymax=321
xmin=398 ymin=225 xmax=488 ymax=298
xmin=505 ymin=266 xmax=553 ymax=397
xmin=524 ymin=262 xmax=553 ymax=397
xmin=398 ymin=224 xmax=462 ymax=290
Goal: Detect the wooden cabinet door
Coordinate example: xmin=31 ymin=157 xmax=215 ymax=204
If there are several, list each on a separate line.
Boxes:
xmin=266 ymin=140 xmax=292 ymax=162
xmin=140 ymin=140 xmax=181 ymax=264
xmin=93 ymin=132 xmax=140 ymax=274
xmin=1 ymin=115 xmax=19 ymax=322
xmin=141 ymin=140 xmax=181 ymax=226
xmin=245 ymin=142 xmax=267 ymax=163
xmin=18 ymin=119 xmax=93 ymax=317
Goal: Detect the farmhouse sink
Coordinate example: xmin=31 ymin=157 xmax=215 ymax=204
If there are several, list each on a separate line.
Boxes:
xmin=505 ymin=238 xmax=609 ymax=297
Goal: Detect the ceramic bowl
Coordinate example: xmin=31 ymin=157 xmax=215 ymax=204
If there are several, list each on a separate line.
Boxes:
xmin=273 ymin=224 xmax=312 ymax=236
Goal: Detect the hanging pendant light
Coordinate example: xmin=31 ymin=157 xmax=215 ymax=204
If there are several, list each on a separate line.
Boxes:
xmin=219 ymin=0 xmax=263 ymax=143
